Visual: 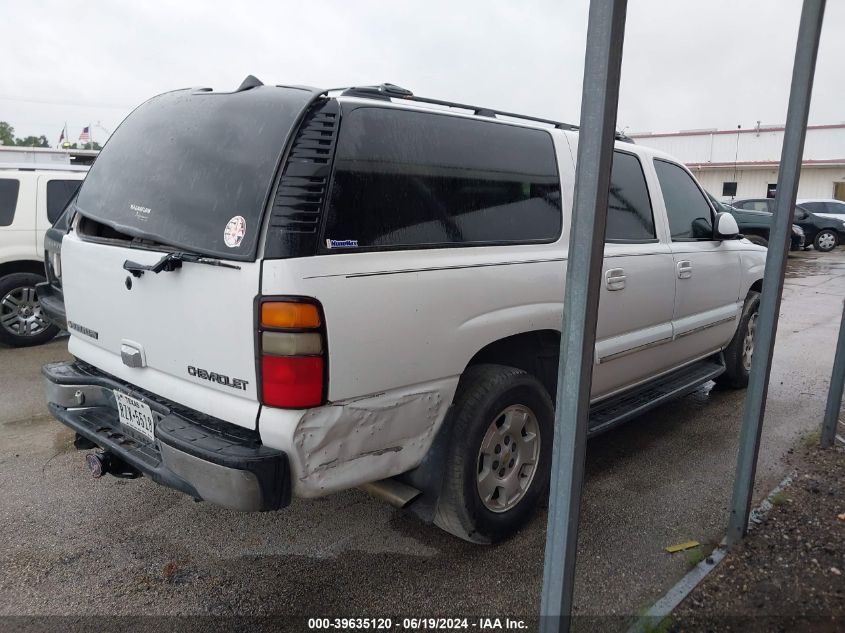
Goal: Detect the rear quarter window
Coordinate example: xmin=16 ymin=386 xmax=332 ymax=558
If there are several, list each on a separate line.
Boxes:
xmin=322 ymin=107 xmax=562 ymax=250
xmin=0 ymin=179 xmax=21 ymax=227
xmin=46 ymin=179 xmax=82 ymax=224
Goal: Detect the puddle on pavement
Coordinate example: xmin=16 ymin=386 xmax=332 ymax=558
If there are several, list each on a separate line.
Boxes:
xmin=785 ymin=254 xmax=845 ymax=279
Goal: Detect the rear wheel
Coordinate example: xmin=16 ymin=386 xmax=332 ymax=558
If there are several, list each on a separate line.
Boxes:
xmin=433 ymin=364 xmax=553 ymax=543
xmin=814 ymin=229 xmax=838 ymax=252
xmin=716 ymin=291 xmax=760 ymax=389
xmin=0 ymin=273 xmax=60 ymax=347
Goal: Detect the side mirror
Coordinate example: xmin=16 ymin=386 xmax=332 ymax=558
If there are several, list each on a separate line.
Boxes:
xmin=715 ymin=212 xmax=740 ymax=239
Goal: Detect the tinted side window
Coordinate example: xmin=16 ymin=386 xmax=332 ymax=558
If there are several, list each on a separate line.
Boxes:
xmin=47 ymin=179 xmax=82 ymax=224
xmin=606 ymin=152 xmax=655 ymax=241
xmin=0 ymin=179 xmax=21 ymax=226
xmin=323 ymin=107 xmax=561 ymax=249
xmin=654 ymin=160 xmax=713 ymax=240
xmin=801 ymin=201 xmax=825 ymax=214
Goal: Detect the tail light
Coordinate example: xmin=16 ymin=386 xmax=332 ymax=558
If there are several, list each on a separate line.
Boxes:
xmin=258 ymin=298 xmax=326 ymax=408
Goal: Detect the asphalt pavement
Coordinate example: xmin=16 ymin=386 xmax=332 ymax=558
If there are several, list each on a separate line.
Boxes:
xmin=1 ymin=250 xmax=844 ymax=629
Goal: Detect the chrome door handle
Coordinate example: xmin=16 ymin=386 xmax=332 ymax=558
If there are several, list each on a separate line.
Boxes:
xmin=605 ymin=268 xmax=626 ymax=291
xmin=677 ymin=260 xmax=693 ymax=279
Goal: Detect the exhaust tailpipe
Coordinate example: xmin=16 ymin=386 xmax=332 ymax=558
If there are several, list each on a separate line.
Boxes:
xmin=359 ymin=478 xmax=421 ymax=508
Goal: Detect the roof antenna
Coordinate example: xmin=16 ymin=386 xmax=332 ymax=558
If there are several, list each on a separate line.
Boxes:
xmin=236 ymin=75 xmax=264 ymax=92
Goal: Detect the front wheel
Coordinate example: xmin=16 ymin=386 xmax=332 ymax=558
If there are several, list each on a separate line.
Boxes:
xmin=814 ymin=229 xmax=838 ymax=252
xmin=0 ymin=273 xmax=60 ymax=347
xmin=717 ymin=291 xmax=760 ymax=389
xmin=433 ymin=364 xmax=553 ymax=543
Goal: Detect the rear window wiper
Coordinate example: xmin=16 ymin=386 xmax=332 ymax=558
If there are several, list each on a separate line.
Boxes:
xmin=123 ymin=251 xmax=241 ymax=278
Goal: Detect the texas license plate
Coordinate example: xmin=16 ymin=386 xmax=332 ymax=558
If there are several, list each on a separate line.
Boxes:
xmin=113 ymin=390 xmax=155 ymax=441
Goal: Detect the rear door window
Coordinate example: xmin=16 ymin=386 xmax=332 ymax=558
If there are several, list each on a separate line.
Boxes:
xmin=606 ymin=151 xmax=655 ymax=241
xmin=0 ymin=179 xmax=21 ymax=226
xmin=322 ymin=107 xmax=562 ymax=249
xmin=654 ymin=160 xmax=714 ymax=240
xmin=46 ymin=179 xmax=82 ymax=224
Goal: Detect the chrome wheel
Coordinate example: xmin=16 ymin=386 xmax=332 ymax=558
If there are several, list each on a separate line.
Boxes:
xmin=742 ymin=311 xmax=758 ymax=372
xmin=817 ymin=231 xmax=837 ymax=251
xmin=476 ymin=404 xmax=540 ymax=513
xmin=0 ymin=285 xmax=49 ymax=337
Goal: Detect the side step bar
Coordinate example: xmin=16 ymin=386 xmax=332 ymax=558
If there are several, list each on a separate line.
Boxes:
xmin=588 ymin=358 xmax=726 ymax=436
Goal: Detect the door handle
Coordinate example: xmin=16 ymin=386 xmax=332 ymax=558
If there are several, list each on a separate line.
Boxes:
xmin=605 ymin=268 xmax=626 ymax=291
xmin=677 ymin=260 xmax=693 ymax=279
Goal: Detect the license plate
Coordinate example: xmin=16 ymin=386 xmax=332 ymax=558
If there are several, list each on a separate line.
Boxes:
xmin=113 ymin=390 xmax=155 ymax=441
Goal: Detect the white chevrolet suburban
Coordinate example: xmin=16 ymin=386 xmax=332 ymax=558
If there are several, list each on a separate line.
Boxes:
xmin=43 ymin=79 xmax=765 ymax=543
xmin=0 ymin=164 xmax=85 ymax=346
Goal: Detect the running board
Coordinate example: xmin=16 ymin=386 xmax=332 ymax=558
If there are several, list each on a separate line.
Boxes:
xmin=588 ymin=358 xmax=725 ymax=436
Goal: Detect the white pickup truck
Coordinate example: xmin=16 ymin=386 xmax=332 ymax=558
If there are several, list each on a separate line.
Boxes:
xmin=0 ymin=164 xmax=85 ymax=346
xmin=43 ymin=80 xmax=765 ymax=543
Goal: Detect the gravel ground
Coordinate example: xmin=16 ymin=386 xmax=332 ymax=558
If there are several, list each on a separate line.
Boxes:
xmin=671 ymin=440 xmax=845 ymax=632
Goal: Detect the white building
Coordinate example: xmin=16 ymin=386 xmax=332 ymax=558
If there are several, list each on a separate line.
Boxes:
xmin=630 ymin=123 xmax=845 ymax=203
xmin=0 ymin=145 xmax=98 ymax=166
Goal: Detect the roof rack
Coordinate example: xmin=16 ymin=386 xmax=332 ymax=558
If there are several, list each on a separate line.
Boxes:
xmin=338 ymin=83 xmax=634 ymax=142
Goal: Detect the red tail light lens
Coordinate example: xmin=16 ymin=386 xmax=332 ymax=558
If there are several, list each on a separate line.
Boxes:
xmin=261 ymin=355 xmax=324 ymax=408
xmin=258 ymin=298 xmax=326 ymax=409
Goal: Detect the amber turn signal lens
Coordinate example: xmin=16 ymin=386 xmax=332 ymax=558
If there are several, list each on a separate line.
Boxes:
xmin=261 ymin=302 xmax=321 ymax=329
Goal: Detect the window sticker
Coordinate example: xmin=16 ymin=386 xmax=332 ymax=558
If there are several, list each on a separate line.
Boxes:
xmin=224 ymin=215 xmax=246 ymax=248
xmin=326 ymin=239 xmax=359 ymax=249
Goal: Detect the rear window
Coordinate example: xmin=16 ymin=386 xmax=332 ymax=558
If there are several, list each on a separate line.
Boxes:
xmin=322 ymin=107 xmax=561 ymax=249
xmin=0 ymin=179 xmax=20 ymax=226
xmin=47 ymin=179 xmax=82 ymax=224
xmin=75 ymin=87 xmax=316 ymax=260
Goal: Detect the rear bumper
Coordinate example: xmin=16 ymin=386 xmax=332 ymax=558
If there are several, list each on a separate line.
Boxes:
xmin=42 ymin=360 xmax=290 ymax=512
xmin=35 ymin=282 xmax=67 ymax=330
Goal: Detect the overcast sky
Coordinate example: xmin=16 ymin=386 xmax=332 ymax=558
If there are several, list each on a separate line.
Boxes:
xmin=2 ymin=0 xmax=843 ymax=145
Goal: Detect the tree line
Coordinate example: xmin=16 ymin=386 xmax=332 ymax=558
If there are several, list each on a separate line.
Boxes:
xmin=0 ymin=121 xmax=101 ymax=150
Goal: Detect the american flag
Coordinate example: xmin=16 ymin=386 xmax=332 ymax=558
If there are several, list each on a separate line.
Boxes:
xmin=79 ymin=126 xmax=90 ymax=142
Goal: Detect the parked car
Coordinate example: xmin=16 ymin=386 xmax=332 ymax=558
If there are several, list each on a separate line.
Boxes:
xmin=0 ymin=164 xmax=85 ymax=346
xmin=732 ymin=197 xmax=845 ymax=252
xmin=796 ymin=198 xmax=845 ymax=220
xmin=708 ymin=194 xmax=803 ymax=250
xmin=43 ymin=80 xmax=765 ymax=543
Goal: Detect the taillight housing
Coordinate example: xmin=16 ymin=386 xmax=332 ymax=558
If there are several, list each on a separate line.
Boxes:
xmin=257 ymin=297 xmax=326 ymax=409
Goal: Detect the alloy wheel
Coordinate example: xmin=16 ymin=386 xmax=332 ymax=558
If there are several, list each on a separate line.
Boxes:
xmin=742 ymin=311 xmax=758 ymax=372
xmin=0 ymin=285 xmax=50 ymax=337
xmin=476 ymin=404 xmax=541 ymax=513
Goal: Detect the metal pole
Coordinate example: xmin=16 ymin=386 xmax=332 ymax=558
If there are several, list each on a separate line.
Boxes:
xmin=726 ymin=0 xmax=826 ymax=548
xmin=539 ymin=1 xmax=627 ymax=631
xmin=821 ymin=299 xmax=845 ymax=447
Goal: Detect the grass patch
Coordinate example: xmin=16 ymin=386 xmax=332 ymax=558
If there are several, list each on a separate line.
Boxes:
xmin=771 ymin=490 xmax=789 ymax=506
xmin=685 ymin=547 xmax=705 ymax=568
xmin=801 ymin=429 xmax=821 ymax=448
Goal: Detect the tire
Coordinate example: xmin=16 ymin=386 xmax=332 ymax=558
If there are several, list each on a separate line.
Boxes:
xmin=716 ymin=291 xmax=760 ymax=389
xmin=813 ymin=229 xmax=838 ymax=252
xmin=745 ymin=235 xmax=768 ymax=248
xmin=0 ymin=273 xmax=60 ymax=347
xmin=433 ymin=364 xmax=554 ymax=543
